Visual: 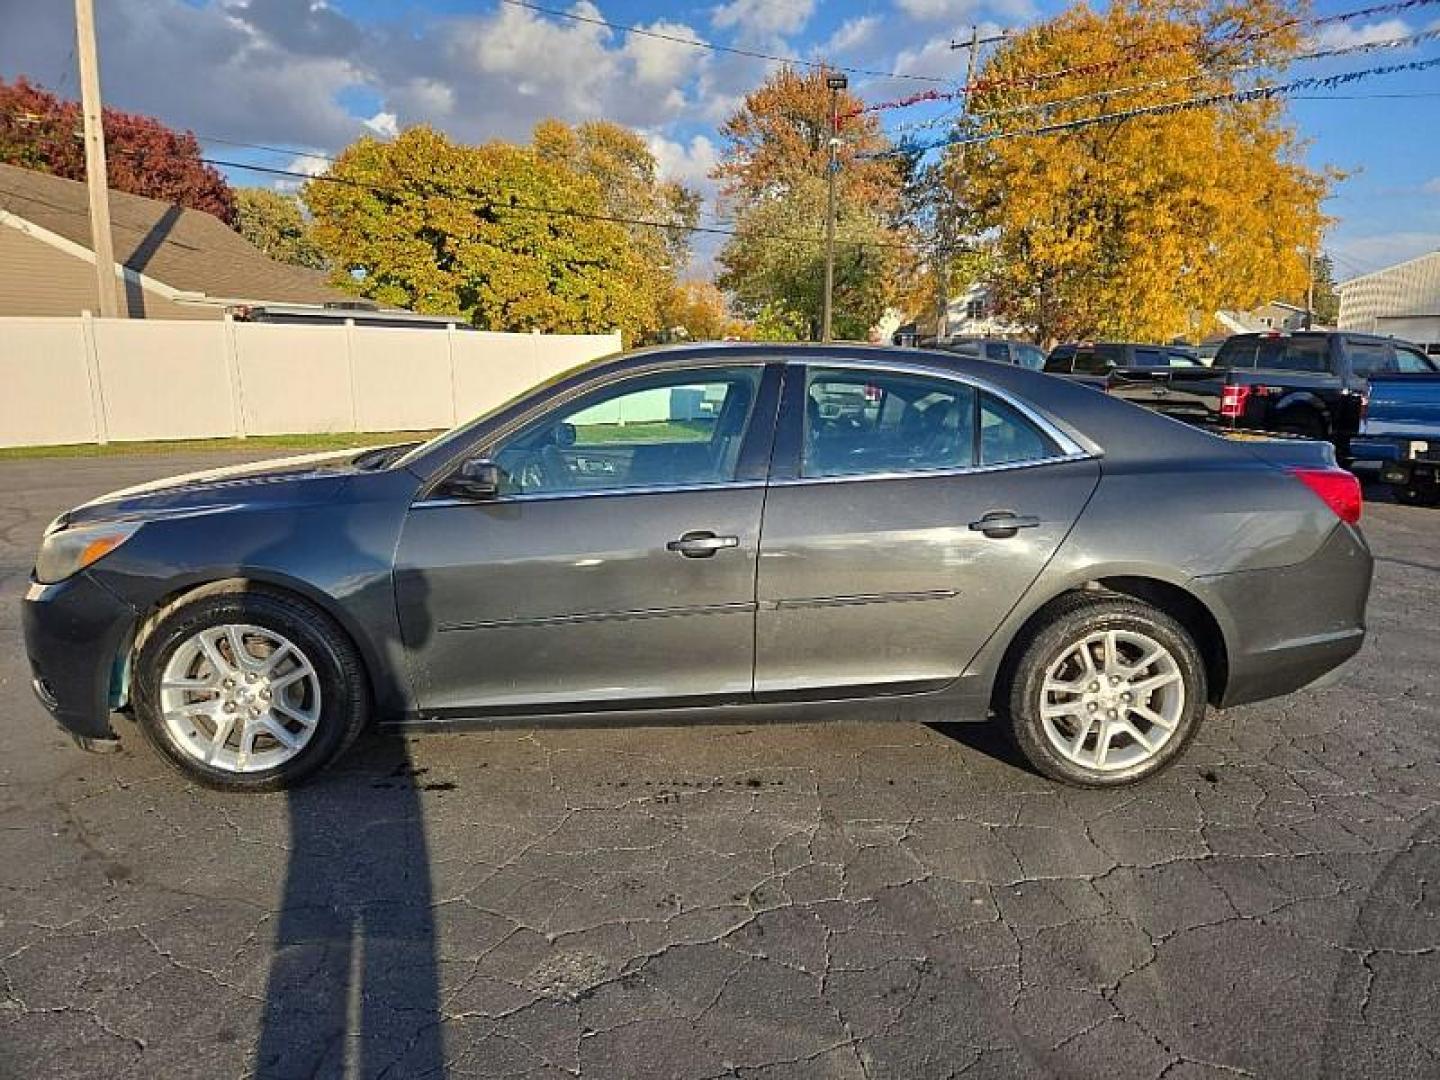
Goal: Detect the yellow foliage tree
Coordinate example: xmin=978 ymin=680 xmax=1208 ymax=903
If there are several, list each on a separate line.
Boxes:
xmin=949 ymin=0 xmax=1332 ymax=342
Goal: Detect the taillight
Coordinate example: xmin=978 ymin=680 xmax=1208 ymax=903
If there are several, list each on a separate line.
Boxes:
xmin=1220 ymin=384 xmax=1250 ymax=419
xmin=1288 ymin=467 xmax=1362 ymax=525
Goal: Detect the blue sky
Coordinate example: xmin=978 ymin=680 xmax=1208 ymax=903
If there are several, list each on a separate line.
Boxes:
xmin=3 ymin=0 xmax=1438 ymax=281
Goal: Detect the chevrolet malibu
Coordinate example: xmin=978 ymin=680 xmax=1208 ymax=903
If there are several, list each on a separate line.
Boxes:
xmin=22 ymin=344 xmax=1372 ymax=791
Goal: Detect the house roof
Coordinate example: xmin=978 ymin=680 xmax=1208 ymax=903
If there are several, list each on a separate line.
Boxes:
xmin=0 ymin=163 xmax=349 ymax=307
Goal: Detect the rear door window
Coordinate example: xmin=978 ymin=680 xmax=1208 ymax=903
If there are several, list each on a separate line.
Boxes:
xmin=1396 ymin=345 xmax=1440 ymax=373
xmin=1073 ymin=346 xmax=1118 ymax=374
xmin=1255 ymin=337 xmax=1331 ymax=373
xmin=979 ymin=393 xmax=1061 ymax=466
xmin=803 ymin=369 xmax=976 ymax=478
xmin=1347 ymin=342 xmax=1393 ymax=376
xmin=1133 ymin=346 xmax=1166 ymax=366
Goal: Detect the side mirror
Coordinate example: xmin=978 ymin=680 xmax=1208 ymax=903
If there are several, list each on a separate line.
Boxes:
xmin=445 ymin=458 xmax=501 ymax=501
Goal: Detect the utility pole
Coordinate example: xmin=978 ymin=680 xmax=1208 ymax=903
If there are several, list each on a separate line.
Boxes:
xmin=821 ymin=72 xmax=847 ymax=343
xmin=74 ymin=0 xmax=121 ymax=318
xmin=935 ymin=25 xmax=982 ymax=342
xmin=1306 ymin=248 xmax=1316 ymax=329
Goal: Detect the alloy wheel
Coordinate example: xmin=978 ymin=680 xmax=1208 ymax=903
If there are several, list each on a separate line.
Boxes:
xmin=158 ymin=624 xmax=321 ymax=774
xmin=1038 ymin=628 xmax=1185 ymax=773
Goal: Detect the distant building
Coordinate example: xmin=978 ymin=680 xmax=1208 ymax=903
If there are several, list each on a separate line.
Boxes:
xmin=1216 ymin=300 xmax=1313 ymax=334
xmin=1338 ymin=250 xmax=1440 ymax=350
xmin=0 ymin=162 xmax=351 ymax=319
xmin=941 ymin=282 xmax=1028 ymax=338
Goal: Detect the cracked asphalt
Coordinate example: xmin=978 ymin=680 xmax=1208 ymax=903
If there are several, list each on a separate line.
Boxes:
xmin=0 ymin=453 xmax=1436 ymax=1080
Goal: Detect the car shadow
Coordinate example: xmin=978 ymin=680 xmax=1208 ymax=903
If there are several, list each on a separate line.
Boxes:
xmin=928 ymin=719 xmax=1035 ymax=773
xmin=247 ymin=492 xmax=444 ymax=1078
xmin=253 ymin=730 xmax=444 ymax=1078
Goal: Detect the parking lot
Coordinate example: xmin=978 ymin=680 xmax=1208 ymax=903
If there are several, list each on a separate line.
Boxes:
xmin=0 ymin=452 xmax=1436 ymax=1080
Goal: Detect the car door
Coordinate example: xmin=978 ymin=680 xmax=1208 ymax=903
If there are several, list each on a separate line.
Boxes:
xmin=394 ymin=362 xmax=781 ymax=717
xmin=754 ymin=362 xmax=1100 ymax=698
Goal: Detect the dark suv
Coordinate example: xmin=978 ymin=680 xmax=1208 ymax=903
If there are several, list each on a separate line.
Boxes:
xmin=924 ymin=337 xmax=1048 ymax=370
xmin=1045 ymin=342 xmax=1200 ymax=380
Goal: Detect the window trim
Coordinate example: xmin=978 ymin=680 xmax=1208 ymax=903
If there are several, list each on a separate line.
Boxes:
xmin=770 ymin=358 xmax=1094 ymax=487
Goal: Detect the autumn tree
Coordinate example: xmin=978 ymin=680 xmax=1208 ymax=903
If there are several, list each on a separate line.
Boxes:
xmin=0 ymin=76 xmax=236 ymax=224
xmin=534 ymin=119 xmax=700 ymax=335
xmin=713 ymin=67 xmax=916 ymax=339
xmin=233 ymin=188 xmax=325 ymax=268
xmin=947 ymin=0 xmax=1330 ymax=342
xmin=657 ymin=280 xmax=745 ymax=341
xmin=304 ymin=126 xmax=653 ymax=337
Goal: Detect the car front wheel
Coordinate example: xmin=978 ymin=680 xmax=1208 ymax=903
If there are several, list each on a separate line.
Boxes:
xmin=1004 ymin=596 xmax=1207 ymax=786
xmin=133 ymin=586 xmax=369 ymax=791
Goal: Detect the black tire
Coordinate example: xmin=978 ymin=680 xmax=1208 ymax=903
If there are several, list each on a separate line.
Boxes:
xmin=133 ymin=586 xmax=369 ymax=791
xmin=1001 ymin=595 xmax=1207 ymax=787
xmin=1393 ymin=485 xmax=1440 ymax=507
xmin=1274 ymin=408 xmax=1327 ymax=440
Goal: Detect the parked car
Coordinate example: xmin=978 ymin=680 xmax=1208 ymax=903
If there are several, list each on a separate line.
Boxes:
xmin=923 ymin=337 xmax=1049 ymax=370
xmin=23 ymin=344 xmax=1371 ymax=792
xmin=1045 ymin=342 xmax=1200 ymax=383
xmin=1352 ymin=374 xmax=1440 ymax=504
xmin=1107 ymin=331 xmax=1440 ymax=460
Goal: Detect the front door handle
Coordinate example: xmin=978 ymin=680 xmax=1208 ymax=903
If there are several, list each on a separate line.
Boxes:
xmin=968 ymin=512 xmax=1041 ymax=539
xmin=666 ymin=531 xmax=740 ymax=558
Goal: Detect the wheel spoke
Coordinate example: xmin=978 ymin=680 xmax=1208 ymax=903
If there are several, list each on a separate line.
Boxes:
xmin=274 ymin=698 xmax=318 ymax=729
xmin=227 ymin=626 xmax=256 ymax=670
xmin=1067 ymin=716 xmax=1094 ymax=760
xmin=196 ymin=630 xmax=231 ymax=680
xmin=1130 ymin=669 xmax=1182 ymax=696
xmin=259 ymin=716 xmax=302 ymax=749
xmin=1101 ymin=630 xmax=1119 ymax=673
xmin=162 ymin=677 xmax=218 ymax=693
xmin=1093 ymin=720 xmax=1113 ymax=768
xmin=205 ymin=714 xmax=236 ymax=763
xmin=269 ymin=665 xmax=311 ymax=693
xmin=260 ymin=643 xmax=293 ymax=675
xmin=1115 ymin=717 xmax=1156 ymax=751
xmin=1130 ymin=702 xmax=1174 ymax=730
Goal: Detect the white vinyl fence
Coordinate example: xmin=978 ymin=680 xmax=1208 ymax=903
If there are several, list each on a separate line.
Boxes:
xmin=0 ymin=315 xmax=622 ymax=448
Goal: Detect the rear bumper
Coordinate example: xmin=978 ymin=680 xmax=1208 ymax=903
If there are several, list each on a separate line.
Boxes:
xmin=1194 ymin=522 xmax=1373 ymax=709
xmin=21 ymin=572 xmax=139 ymax=745
xmin=1378 ymin=458 xmax=1440 ymax=490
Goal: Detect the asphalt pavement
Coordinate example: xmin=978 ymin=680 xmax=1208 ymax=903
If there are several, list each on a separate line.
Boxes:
xmin=0 ymin=453 xmax=1435 ymax=1079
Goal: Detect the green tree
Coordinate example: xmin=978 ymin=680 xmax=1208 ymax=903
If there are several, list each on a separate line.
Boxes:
xmin=1311 ymin=253 xmax=1340 ymax=325
xmin=948 ymin=0 xmax=1331 ymax=343
xmin=533 ymin=119 xmax=700 ymax=338
xmin=713 ymin=67 xmax=916 ymax=340
xmin=233 ymin=188 xmax=325 ymax=269
xmin=303 ymin=126 xmax=653 ymax=338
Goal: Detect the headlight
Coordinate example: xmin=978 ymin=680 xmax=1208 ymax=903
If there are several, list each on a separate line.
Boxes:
xmin=34 ymin=521 xmax=142 ymax=584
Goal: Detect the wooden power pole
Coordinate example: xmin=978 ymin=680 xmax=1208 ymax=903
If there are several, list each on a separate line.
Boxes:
xmin=74 ymin=0 xmax=121 ymax=318
xmin=935 ymin=25 xmax=981 ymax=342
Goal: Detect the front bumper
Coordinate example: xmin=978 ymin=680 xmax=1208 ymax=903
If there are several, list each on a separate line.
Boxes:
xmin=21 ymin=572 xmax=139 ymax=745
xmin=1195 ymin=522 xmax=1373 ymax=708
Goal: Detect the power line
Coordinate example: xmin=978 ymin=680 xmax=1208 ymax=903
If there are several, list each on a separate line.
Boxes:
xmin=848 ymin=0 xmax=1440 ymax=119
xmin=495 ymin=0 xmax=956 ymax=84
xmin=135 ymin=152 xmax=928 ymax=254
xmin=891 ymin=53 xmax=1440 ymax=153
xmin=896 ymin=26 xmax=1440 ymax=132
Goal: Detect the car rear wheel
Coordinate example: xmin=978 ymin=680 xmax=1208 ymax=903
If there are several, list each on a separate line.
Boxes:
xmin=1003 ymin=596 xmax=1207 ymax=786
xmin=133 ymin=587 xmax=368 ymax=791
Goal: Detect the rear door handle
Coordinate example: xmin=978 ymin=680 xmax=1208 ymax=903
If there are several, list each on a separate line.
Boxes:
xmin=968 ymin=512 xmax=1041 ymax=539
xmin=666 ymin=531 xmax=740 ymax=558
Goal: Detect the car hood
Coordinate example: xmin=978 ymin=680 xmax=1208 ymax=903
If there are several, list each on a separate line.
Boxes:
xmin=56 ymin=448 xmax=387 ymax=529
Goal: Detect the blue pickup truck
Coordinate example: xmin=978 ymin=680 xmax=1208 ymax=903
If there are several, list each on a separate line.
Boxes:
xmin=1352 ymin=374 xmax=1440 ymax=504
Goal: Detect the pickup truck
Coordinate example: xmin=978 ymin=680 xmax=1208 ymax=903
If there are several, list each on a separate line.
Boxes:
xmin=1106 ymin=331 xmax=1440 ymax=461
xmin=1352 ymin=375 xmax=1440 ymax=504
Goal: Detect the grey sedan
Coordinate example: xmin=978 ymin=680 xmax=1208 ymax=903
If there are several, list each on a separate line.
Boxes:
xmin=22 ymin=344 xmax=1372 ymax=790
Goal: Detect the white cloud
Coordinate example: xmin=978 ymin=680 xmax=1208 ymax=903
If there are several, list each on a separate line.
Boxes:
xmin=1424 ymin=177 xmax=1440 ymax=195
xmin=1309 ymin=18 xmax=1412 ymax=50
xmin=625 ymin=20 xmax=707 ymax=86
xmin=363 ymin=111 xmax=399 ymax=138
xmin=895 ymin=0 xmax=1036 ymax=25
xmin=1332 ymin=232 xmax=1440 ymax=278
xmin=818 ymin=16 xmax=881 ymax=56
xmin=711 ymin=0 xmax=815 ymax=38
xmin=647 ymin=133 xmax=720 ymax=189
